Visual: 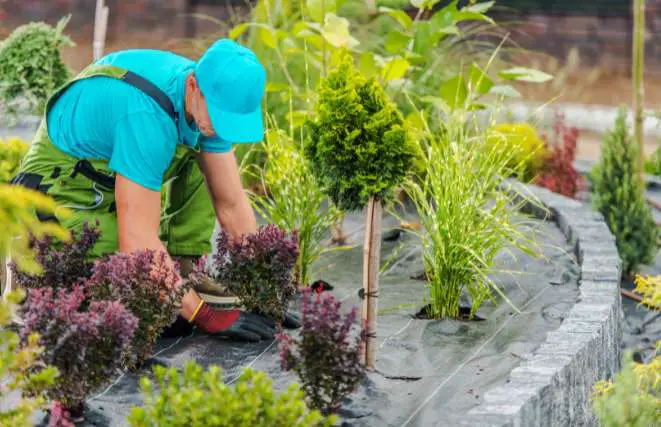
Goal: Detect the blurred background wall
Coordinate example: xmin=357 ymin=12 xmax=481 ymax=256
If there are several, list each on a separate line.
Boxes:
xmin=3 ymin=0 xmax=661 ymax=107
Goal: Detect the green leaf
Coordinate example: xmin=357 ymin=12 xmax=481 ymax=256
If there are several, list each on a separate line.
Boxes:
xmin=454 ymin=11 xmax=495 ymax=25
xmin=385 ymin=30 xmax=412 ymax=54
xmin=291 ymin=21 xmax=309 ymax=36
xmin=321 ymin=13 xmax=359 ymax=48
xmin=257 ymin=27 xmax=277 ymax=49
xmin=488 ymin=84 xmax=522 ymax=98
xmin=286 ymin=110 xmax=310 ymax=128
xmin=499 ymin=67 xmax=553 ymax=83
xmin=307 ymin=0 xmax=336 ymax=23
xmin=439 ymin=75 xmax=467 ymax=109
xmin=468 ymin=63 xmax=493 ymax=95
xmin=359 ymin=51 xmax=379 ymax=78
xmin=229 ymin=23 xmax=250 ymax=39
xmin=465 ymin=1 xmax=495 ymax=14
xmin=266 ymin=82 xmax=290 ymax=93
xmin=410 ymin=0 xmax=425 ymax=8
xmin=378 ymin=7 xmax=413 ymax=30
xmin=412 ymin=21 xmax=440 ymax=54
xmin=381 ymin=57 xmax=410 ymax=81
xmin=421 ymin=95 xmax=448 ymax=112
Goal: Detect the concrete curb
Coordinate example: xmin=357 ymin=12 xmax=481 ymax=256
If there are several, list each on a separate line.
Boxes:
xmin=458 ymin=181 xmax=622 ymax=427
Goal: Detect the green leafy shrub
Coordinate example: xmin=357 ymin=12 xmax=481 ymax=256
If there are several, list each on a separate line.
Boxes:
xmin=246 ymin=124 xmax=344 ymax=287
xmin=487 ymin=122 xmax=547 ymax=182
xmin=644 ymin=145 xmax=661 ymax=176
xmin=0 ymin=289 xmax=59 ymax=427
xmin=304 ymin=51 xmax=416 ymax=211
xmin=402 ymin=105 xmax=540 ymax=319
xmin=0 ymin=137 xmax=29 ymax=183
xmin=592 ymin=351 xmax=661 ymax=427
xmin=0 ymin=16 xmax=73 ymax=119
xmin=127 ymin=360 xmax=336 ymax=427
xmin=591 ymin=107 xmax=657 ymax=275
xmin=592 ymin=272 xmax=660 ymax=426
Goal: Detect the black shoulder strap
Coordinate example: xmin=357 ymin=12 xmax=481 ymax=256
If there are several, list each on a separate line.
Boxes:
xmin=121 ymin=70 xmax=179 ymax=127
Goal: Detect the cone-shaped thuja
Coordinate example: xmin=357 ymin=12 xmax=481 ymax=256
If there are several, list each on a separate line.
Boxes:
xmin=303 ymin=51 xmax=416 ymax=367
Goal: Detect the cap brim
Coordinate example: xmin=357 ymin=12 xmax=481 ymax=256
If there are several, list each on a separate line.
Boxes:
xmin=208 ymin=102 xmax=264 ymax=144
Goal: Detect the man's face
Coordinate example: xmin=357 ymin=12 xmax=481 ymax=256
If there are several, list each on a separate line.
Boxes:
xmin=188 ymin=75 xmax=216 ymax=137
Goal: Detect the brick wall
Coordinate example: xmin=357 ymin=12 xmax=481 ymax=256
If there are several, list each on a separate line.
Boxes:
xmin=0 ymin=0 xmax=247 ymax=40
xmin=3 ymin=1 xmax=661 ymax=75
xmin=495 ymin=1 xmax=661 ymax=74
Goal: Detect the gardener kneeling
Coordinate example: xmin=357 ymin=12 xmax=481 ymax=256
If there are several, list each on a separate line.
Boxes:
xmin=11 ymin=39 xmax=297 ymax=341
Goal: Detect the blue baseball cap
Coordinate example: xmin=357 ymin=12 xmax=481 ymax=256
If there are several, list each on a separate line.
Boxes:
xmin=195 ymin=39 xmax=266 ymax=143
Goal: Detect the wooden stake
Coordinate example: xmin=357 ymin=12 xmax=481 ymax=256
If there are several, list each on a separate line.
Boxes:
xmin=1 ymin=255 xmax=14 ymax=301
xmin=633 ymin=0 xmax=646 ymax=187
xmin=93 ymin=0 xmax=109 ymax=60
xmin=362 ymin=196 xmax=382 ymax=368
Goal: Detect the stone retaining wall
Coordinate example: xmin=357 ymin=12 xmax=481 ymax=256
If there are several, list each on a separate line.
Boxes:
xmin=456 ymin=181 xmax=622 ymax=427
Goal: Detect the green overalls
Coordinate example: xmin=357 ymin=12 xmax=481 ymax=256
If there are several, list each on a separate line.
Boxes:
xmin=11 ymin=64 xmax=216 ymax=259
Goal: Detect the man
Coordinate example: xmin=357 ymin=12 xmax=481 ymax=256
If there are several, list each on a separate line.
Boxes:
xmin=11 ymin=38 xmax=292 ymax=341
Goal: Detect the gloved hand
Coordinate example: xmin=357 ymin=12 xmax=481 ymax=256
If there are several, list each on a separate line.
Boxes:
xmin=190 ymin=302 xmax=275 ymax=342
xmin=282 ymin=311 xmax=302 ymax=329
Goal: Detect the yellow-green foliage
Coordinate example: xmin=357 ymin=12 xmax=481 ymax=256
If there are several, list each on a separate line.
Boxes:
xmin=0 ymin=184 xmax=70 ymax=274
xmin=0 ymin=289 xmax=59 ymax=426
xmin=0 ymin=137 xmax=29 ymax=183
xmin=487 ymin=123 xmax=547 ymax=181
xmin=127 ymin=361 xmax=336 ymax=427
xmin=592 ymin=272 xmax=661 ymax=426
xmin=633 ymin=275 xmax=661 ymax=310
xmin=592 ymin=352 xmax=661 ymax=427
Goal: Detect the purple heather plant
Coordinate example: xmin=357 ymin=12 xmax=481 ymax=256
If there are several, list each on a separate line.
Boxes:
xmin=11 ymin=221 xmax=100 ymax=291
xmin=86 ymin=249 xmax=187 ymax=368
xmin=213 ymin=224 xmax=300 ymax=324
xmin=20 ymin=284 xmax=138 ymax=412
xmin=276 ymin=287 xmax=367 ymax=415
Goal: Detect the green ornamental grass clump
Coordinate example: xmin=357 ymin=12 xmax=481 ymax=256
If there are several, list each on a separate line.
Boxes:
xmin=0 ymin=16 xmax=73 ymax=118
xmin=591 ymin=107 xmax=657 ymax=275
xmin=127 ymin=361 xmax=336 ymax=427
xmin=303 ymin=51 xmax=416 ymax=212
xmin=0 ymin=137 xmax=29 ymax=183
xmin=402 ymin=108 xmax=540 ymax=319
xmin=247 ymin=125 xmax=344 ymax=288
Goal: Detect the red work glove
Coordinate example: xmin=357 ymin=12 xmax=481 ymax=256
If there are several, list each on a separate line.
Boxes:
xmin=190 ymin=302 xmax=276 ymax=342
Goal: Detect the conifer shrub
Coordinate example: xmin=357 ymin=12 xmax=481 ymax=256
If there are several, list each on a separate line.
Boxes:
xmin=127 ymin=361 xmax=336 ymax=427
xmin=0 ymin=16 xmax=73 ymax=119
xmin=0 ymin=137 xmax=29 ymax=183
xmin=276 ymin=287 xmax=367 ymax=415
xmin=591 ymin=107 xmax=657 ymax=275
xmin=303 ymin=51 xmax=416 ymax=212
xmin=20 ymin=284 xmax=138 ymax=415
xmin=86 ymin=249 xmax=187 ymax=367
xmin=213 ymin=224 xmax=299 ymax=324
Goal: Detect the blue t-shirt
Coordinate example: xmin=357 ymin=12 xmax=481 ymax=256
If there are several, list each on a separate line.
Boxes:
xmin=46 ymin=49 xmax=231 ymax=191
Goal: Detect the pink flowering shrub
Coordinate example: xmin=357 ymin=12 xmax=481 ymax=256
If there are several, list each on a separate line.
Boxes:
xmin=20 ymin=284 xmax=138 ymax=413
xmin=276 ymin=288 xmax=367 ymax=415
xmin=213 ymin=224 xmax=299 ymax=324
xmin=86 ymin=250 xmax=187 ymax=367
xmin=11 ymin=221 xmax=100 ymax=290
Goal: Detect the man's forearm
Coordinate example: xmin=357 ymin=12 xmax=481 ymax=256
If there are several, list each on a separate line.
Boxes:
xmin=215 ymin=196 xmax=257 ymax=240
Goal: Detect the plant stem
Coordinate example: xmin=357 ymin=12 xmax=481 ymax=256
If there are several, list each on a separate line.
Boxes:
xmin=633 ymin=0 xmax=646 ymax=187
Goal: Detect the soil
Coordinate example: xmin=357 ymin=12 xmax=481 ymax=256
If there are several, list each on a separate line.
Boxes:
xmin=27 ymin=207 xmax=579 ymax=427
